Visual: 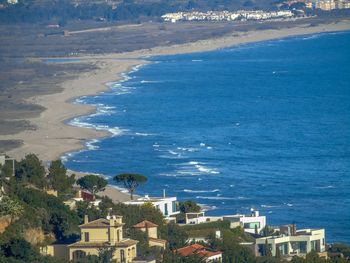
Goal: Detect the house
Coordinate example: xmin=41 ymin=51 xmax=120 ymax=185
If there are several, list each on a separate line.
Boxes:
xmin=124 ymin=192 xmax=179 ymax=220
xmin=176 ymin=244 xmax=222 ymax=262
xmin=187 ymin=230 xmax=222 ymax=244
xmin=63 ymin=189 xmax=101 ymax=210
xmin=184 ymin=210 xmax=266 ymax=235
xmin=132 ymin=220 xmax=167 ymax=249
xmin=65 ymin=215 xmax=138 ymax=262
xmin=185 ymin=212 xmax=207 ymax=224
xmin=255 ymin=225 xmax=326 ymax=258
xmin=223 ymin=210 xmax=266 ymax=234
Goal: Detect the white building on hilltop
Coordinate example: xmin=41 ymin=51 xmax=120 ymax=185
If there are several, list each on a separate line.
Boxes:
xmin=124 ymin=191 xmax=180 ymax=220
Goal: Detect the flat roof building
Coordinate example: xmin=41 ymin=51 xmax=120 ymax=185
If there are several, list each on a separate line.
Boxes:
xmin=125 ymin=192 xmax=179 ymax=220
xmin=256 ymin=225 xmax=326 ymax=258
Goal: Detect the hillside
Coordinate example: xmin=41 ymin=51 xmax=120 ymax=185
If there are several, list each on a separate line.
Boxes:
xmin=0 ymin=0 xmax=278 ymax=24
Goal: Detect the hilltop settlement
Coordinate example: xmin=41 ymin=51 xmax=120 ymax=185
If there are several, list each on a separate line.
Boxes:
xmin=0 ymin=154 xmax=349 ymax=263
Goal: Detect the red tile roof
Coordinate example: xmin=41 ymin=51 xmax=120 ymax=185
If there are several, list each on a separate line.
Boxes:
xmin=133 ymin=220 xmax=158 ymax=228
xmin=176 ymin=244 xmax=222 ymax=258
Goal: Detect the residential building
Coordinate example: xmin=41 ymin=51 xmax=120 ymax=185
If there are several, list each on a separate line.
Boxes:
xmin=133 ymin=220 xmax=167 ymax=249
xmin=162 ymin=10 xmax=293 ymax=23
xmin=67 ymin=215 xmax=138 ymax=262
xmin=187 ymin=230 xmax=222 ymax=244
xmin=185 ymin=212 xmax=207 ymax=224
xmin=124 ymin=192 xmax=179 ymax=220
xmin=315 ymin=0 xmax=336 ymax=10
xmin=176 ymin=244 xmax=222 ymax=262
xmin=63 ymin=189 xmax=101 ymax=210
xmin=223 ymin=210 xmax=266 ymax=234
xmin=255 ymin=225 xmax=326 ymax=258
xmin=184 ymin=210 xmax=266 ymax=235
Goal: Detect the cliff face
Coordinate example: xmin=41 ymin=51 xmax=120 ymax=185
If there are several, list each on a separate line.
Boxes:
xmin=0 ymin=215 xmax=12 ymax=234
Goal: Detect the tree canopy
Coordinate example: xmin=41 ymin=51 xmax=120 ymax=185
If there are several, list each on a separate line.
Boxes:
xmin=47 ymin=159 xmax=75 ymax=195
xmin=76 ymin=174 xmax=107 ymax=198
xmin=113 ymin=173 xmax=147 ymax=200
xmin=15 ymin=154 xmax=46 ymax=188
xmin=179 ymin=200 xmax=201 ymax=214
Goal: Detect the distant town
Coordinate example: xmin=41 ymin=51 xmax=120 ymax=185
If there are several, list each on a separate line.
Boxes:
xmin=162 ymin=10 xmax=295 ymax=23
xmin=162 ymin=0 xmax=350 ymax=23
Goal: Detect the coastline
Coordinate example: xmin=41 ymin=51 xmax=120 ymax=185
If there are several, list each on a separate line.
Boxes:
xmin=2 ymin=20 xmax=350 ymax=202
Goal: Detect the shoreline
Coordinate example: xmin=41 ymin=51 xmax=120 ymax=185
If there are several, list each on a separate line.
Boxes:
xmin=2 ymin=20 xmax=350 ymax=202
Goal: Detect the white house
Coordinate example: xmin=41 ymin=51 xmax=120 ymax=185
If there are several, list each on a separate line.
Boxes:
xmin=255 ymin=225 xmax=326 ymax=258
xmin=184 ymin=210 xmax=266 ymax=234
xmin=124 ymin=192 xmax=179 ymax=220
xmin=223 ymin=210 xmax=266 ymax=234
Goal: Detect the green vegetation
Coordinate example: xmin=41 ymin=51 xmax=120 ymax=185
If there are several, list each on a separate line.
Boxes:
xmin=1 ymin=153 xmax=350 ymax=263
xmin=113 ymin=173 xmax=147 ymax=200
xmin=182 ymin=220 xmax=230 ymax=232
xmin=47 ymin=160 xmax=75 ymax=196
xmin=76 ymin=174 xmax=107 ymax=199
xmin=178 ymin=200 xmax=201 ymax=214
xmin=0 ymin=196 xmax=23 ymax=223
xmin=15 ymin=154 xmax=46 ymax=188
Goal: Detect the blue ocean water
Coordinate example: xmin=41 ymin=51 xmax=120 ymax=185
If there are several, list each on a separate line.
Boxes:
xmin=64 ymin=31 xmax=350 ymax=243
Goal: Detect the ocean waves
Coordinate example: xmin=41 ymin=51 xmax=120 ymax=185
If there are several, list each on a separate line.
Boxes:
xmin=69 ymin=118 xmax=126 ymax=137
xmin=196 ymin=196 xmax=250 ymax=200
xmin=183 ymin=189 xmax=220 ymax=193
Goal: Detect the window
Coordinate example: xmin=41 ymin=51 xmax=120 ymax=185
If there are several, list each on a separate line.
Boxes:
xmin=243 ymin=222 xmax=260 ymax=229
xmin=73 ymin=250 xmax=86 ymax=260
xmin=277 ymin=242 xmax=289 ymax=255
xmin=164 ymin=203 xmax=168 ymax=216
xmin=84 ymin=232 xmax=89 ymax=242
xmin=299 ymin=241 xmax=307 ymax=253
xmin=172 ymin=201 xmax=177 ymax=212
xmin=120 ymin=250 xmax=125 ymax=263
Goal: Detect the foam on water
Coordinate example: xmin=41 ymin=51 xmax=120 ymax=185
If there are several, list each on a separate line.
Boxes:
xmin=184 ymin=189 xmax=220 ymax=193
xmin=64 ymin=31 xmax=350 ymax=243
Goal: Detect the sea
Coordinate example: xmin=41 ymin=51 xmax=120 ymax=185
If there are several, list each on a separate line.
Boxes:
xmin=63 ymin=31 xmax=350 ymax=243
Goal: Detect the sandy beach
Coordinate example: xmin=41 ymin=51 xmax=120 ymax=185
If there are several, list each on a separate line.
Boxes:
xmin=2 ymin=20 xmax=350 ymax=201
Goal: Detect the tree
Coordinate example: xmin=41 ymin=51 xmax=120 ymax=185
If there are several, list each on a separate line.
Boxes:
xmin=1 ymin=239 xmax=38 ymax=261
xmin=179 ymin=200 xmax=201 ymax=214
xmin=113 ymin=173 xmax=147 ymax=200
xmin=160 ymin=222 xmax=188 ymax=249
xmin=97 ymin=246 xmax=116 ymax=263
xmin=15 ymin=154 xmax=46 ymax=188
xmin=305 ymin=251 xmax=320 ymax=263
xmin=47 ymin=160 xmax=75 ymax=194
xmin=77 ymin=174 xmax=107 ymax=199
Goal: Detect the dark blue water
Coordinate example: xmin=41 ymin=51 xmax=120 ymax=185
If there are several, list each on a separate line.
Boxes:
xmin=64 ymin=31 xmax=350 ymax=243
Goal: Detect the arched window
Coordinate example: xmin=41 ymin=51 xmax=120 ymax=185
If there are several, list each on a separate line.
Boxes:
xmin=120 ymin=249 xmax=125 ymax=263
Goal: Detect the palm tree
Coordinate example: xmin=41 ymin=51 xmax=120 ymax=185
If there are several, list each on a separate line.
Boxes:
xmin=113 ymin=173 xmax=147 ymax=200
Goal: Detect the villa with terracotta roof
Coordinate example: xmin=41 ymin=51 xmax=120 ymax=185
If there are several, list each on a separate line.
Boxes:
xmin=176 ymin=244 xmax=222 ymax=262
xmin=67 ymin=215 xmax=138 ymax=262
xmin=133 ymin=220 xmax=167 ymax=249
